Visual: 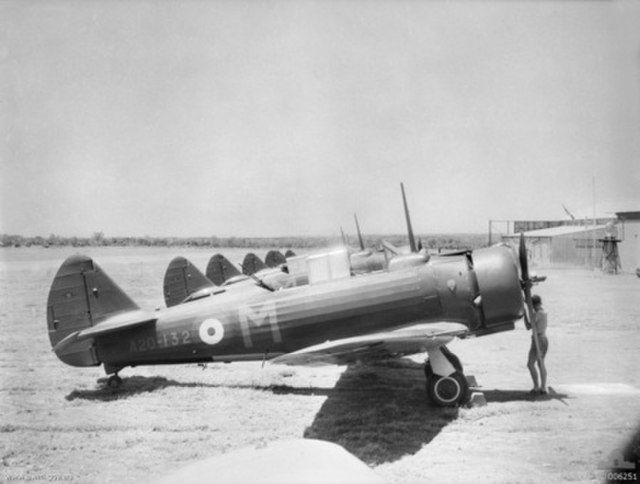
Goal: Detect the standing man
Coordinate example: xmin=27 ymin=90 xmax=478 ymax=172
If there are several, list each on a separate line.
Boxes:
xmin=527 ymin=294 xmax=548 ymax=395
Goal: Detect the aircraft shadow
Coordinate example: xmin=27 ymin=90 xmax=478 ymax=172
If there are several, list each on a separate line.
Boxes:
xmin=65 ymin=375 xmax=334 ymax=402
xmin=66 ymin=376 xmax=208 ymax=401
xmin=302 ymin=359 xmax=459 ymax=465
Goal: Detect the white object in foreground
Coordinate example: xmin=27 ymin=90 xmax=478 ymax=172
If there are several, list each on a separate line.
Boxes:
xmin=157 ymin=439 xmax=385 ymax=484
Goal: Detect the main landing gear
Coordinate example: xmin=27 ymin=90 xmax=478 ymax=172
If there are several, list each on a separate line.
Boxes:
xmin=104 ymin=365 xmax=124 ymax=389
xmin=424 ymin=346 xmax=469 ymax=407
xmin=107 ymin=373 xmax=123 ymax=388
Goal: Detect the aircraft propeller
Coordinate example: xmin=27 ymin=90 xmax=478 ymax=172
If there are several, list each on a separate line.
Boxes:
xmin=519 ymin=233 xmax=546 ymax=383
xmin=400 ymin=182 xmax=418 ymax=253
xmin=354 ymin=214 xmax=366 ymax=251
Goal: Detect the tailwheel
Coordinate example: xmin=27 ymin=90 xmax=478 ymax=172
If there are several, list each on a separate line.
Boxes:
xmin=426 ymin=371 xmax=469 ymax=407
xmin=107 ymin=374 xmax=123 ymax=389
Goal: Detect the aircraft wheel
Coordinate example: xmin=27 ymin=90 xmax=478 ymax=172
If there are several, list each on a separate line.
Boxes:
xmin=107 ymin=374 xmax=122 ymax=388
xmin=426 ymin=372 xmax=469 ymax=407
xmin=424 ymin=361 xmax=434 ymax=379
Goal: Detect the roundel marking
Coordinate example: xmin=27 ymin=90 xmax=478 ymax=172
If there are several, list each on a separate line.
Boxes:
xmin=199 ymin=318 xmax=225 ymax=345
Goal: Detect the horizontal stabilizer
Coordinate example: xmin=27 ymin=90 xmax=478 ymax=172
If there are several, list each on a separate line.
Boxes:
xmin=53 ymin=309 xmax=156 ymax=354
xmin=163 ymin=256 xmax=214 ymax=307
xmin=271 ymin=322 xmax=468 ymax=366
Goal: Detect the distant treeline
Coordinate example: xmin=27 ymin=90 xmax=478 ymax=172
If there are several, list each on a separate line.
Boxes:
xmin=0 ymin=232 xmax=487 ymax=250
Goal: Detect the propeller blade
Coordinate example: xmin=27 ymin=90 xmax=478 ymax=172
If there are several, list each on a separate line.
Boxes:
xmin=519 ymin=232 xmax=529 ymax=282
xmin=354 ymin=214 xmax=365 ymax=251
xmin=401 ymin=182 xmax=417 ymax=253
xmin=520 ymin=233 xmax=534 ymax=324
xmin=522 ymin=283 xmax=533 ymax=329
xmin=519 ymin=232 xmax=546 ymax=387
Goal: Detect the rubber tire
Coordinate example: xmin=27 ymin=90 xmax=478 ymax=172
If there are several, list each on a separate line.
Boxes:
xmin=440 ymin=345 xmax=464 ymax=374
xmin=426 ymin=371 xmax=470 ymax=407
xmin=424 ymin=361 xmax=434 ymax=379
xmin=107 ymin=375 xmax=122 ymax=388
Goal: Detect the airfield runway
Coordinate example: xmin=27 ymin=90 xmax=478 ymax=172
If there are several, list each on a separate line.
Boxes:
xmin=1 ymin=247 xmax=639 ymax=483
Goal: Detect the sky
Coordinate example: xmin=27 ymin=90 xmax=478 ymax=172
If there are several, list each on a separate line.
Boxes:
xmin=1 ymin=0 xmax=639 ymax=238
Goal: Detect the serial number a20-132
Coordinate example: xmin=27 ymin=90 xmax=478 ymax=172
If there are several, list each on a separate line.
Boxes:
xmin=129 ymin=331 xmax=191 ymax=353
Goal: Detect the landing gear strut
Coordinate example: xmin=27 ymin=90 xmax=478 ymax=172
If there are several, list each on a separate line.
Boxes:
xmin=104 ymin=364 xmax=124 ymax=389
xmin=424 ymin=346 xmax=469 ymax=407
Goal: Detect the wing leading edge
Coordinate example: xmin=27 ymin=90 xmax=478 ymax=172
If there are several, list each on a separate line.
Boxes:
xmin=270 ymin=322 xmax=469 ymax=366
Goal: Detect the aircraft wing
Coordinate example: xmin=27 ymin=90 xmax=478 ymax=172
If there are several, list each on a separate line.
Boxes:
xmin=52 ymin=309 xmax=157 ymax=353
xmin=270 ymin=322 xmax=469 ymax=366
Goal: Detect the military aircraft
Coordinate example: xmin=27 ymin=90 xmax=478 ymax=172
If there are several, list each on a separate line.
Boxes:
xmin=164 ymin=228 xmax=376 ymax=307
xmin=46 ymin=213 xmax=543 ymax=406
xmin=167 ymin=183 xmax=419 ymax=306
xmin=163 ymin=253 xmax=306 ymax=308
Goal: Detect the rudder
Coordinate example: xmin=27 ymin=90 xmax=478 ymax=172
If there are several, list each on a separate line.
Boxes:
xmin=242 ymin=253 xmax=266 ymax=275
xmin=163 ymin=256 xmax=214 ymax=307
xmin=265 ymin=250 xmax=286 ymax=268
xmin=206 ymin=253 xmax=241 ymax=286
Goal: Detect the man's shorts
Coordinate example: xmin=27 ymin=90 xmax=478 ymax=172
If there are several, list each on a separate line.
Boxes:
xmin=528 ymin=335 xmax=549 ymax=361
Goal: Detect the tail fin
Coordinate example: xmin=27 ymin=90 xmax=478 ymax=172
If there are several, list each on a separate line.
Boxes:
xmin=241 ymin=253 xmax=267 ymax=275
xmin=46 ymin=255 xmax=138 ymax=367
xmin=265 ymin=250 xmax=286 ymax=268
xmin=206 ymin=253 xmax=242 ymax=286
xmin=163 ymin=256 xmax=214 ymax=307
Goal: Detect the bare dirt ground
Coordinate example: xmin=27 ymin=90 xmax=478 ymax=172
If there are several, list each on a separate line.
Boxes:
xmin=1 ymin=247 xmax=639 ymax=483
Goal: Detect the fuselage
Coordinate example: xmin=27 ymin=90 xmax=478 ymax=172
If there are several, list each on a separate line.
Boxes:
xmin=95 ymin=246 xmax=523 ymax=368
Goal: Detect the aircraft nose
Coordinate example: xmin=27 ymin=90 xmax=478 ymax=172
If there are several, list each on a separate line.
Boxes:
xmin=472 ymin=245 xmax=524 ymax=328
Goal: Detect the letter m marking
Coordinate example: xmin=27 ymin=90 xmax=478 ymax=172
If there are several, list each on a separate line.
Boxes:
xmin=239 ymin=300 xmax=281 ymax=348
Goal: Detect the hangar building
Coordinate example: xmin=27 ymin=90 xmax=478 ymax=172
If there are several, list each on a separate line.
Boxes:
xmin=615 ymin=211 xmax=640 ymax=272
xmin=500 ymin=210 xmax=639 ymax=273
xmin=502 ymin=225 xmax=610 ymax=268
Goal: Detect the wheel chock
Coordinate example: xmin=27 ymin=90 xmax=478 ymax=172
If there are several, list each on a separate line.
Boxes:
xmin=465 ymin=375 xmax=478 ymax=388
xmin=469 ymin=392 xmax=487 ymax=407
